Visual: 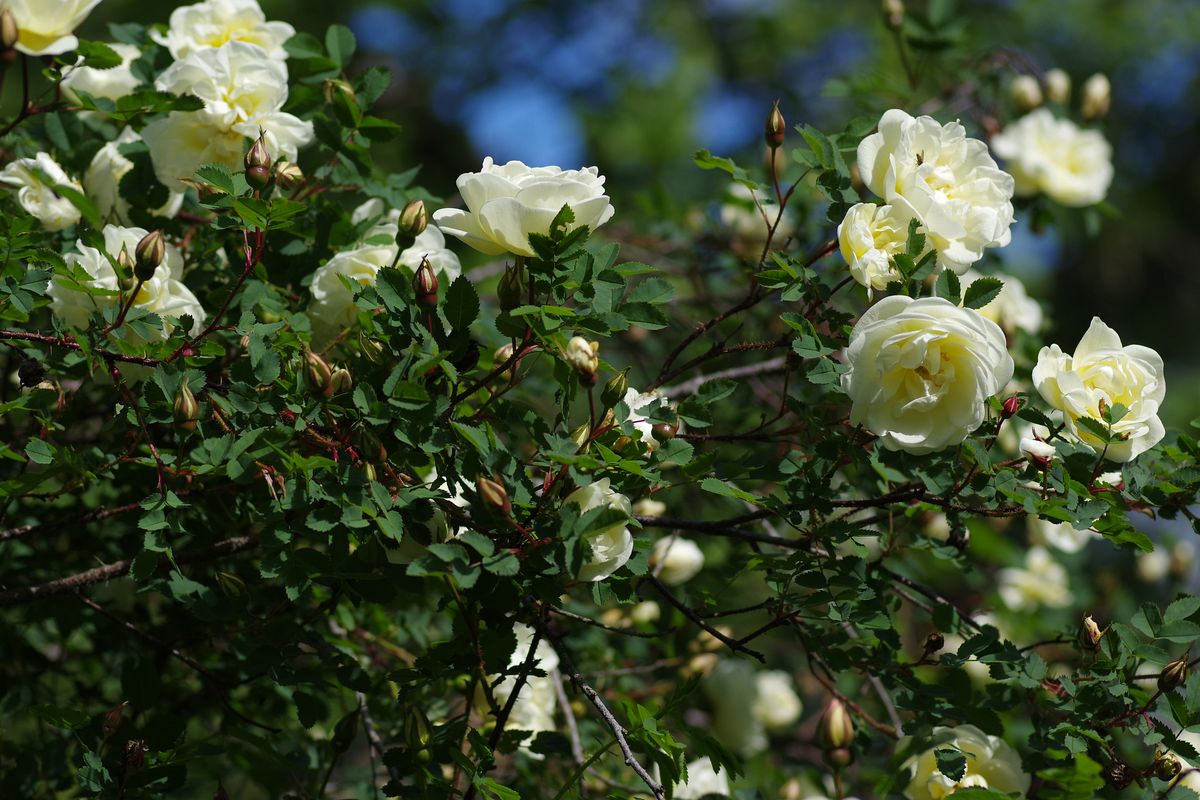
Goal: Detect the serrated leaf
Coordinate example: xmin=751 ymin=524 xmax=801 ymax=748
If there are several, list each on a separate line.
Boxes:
xmin=962 ymin=277 xmax=1003 ymax=310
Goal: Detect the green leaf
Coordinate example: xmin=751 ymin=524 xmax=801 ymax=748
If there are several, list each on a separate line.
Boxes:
xmin=24 ymin=438 xmax=53 ymax=465
xmin=75 ymin=40 xmax=123 ymax=69
xmin=325 ymin=24 xmax=357 ymax=67
xmin=935 ymin=748 xmax=967 ymax=782
xmin=962 ymin=277 xmax=1003 ymax=310
xmin=935 ymin=269 xmax=961 ymax=305
xmin=905 ymin=217 xmax=926 ymax=257
xmin=444 ymin=275 xmax=480 ymax=335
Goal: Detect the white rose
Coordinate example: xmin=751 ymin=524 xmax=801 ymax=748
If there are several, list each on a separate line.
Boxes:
xmin=433 ymin=157 xmax=614 ymax=257
xmin=1029 ymin=516 xmax=1098 ymax=554
xmin=650 ymin=537 xmax=704 ymax=585
xmin=903 ymin=725 xmax=1030 ymax=800
xmin=151 ymin=0 xmax=295 ymax=60
xmin=564 ymin=336 xmax=599 ymax=375
xmin=155 ymin=41 xmax=314 ymax=161
xmin=718 ymin=182 xmax=794 ymax=247
xmin=5 ymin=0 xmax=101 ymax=56
xmin=49 ymin=225 xmax=204 ymax=337
xmin=841 ymin=296 xmax=1014 ymax=455
xmin=632 ymin=497 xmax=667 ymax=517
xmin=751 ymin=671 xmax=802 ymax=733
xmin=958 ymin=269 xmax=1042 ymax=335
xmin=704 ymin=660 xmax=766 ymax=756
xmin=1033 ymin=317 xmax=1165 ymax=462
xmin=141 ymin=110 xmax=247 ymax=192
xmin=564 ymin=478 xmax=634 ymax=582
xmin=991 ymin=109 xmax=1113 ymax=207
xmin=857 ymin=109 xmax=1015 ymax=273
xmin=61 ymin=43 xmax=142 ymax=104
xmin=622 ymin=386 xmax=669 ymax=452
xmin=674 ymin=757 xmax=731 ymax=800
xmin=997 ymin=546 xmax=1072 ymax=611
xmin=489 ymin=624 xmax=558 ymax=753
xmin=1019 ymin=436 xmax=1056 ymax=464
xmin=1137 ymin=548 xmax=1170 ymax=583
xmin=86 ymin=128 xmax=186 ymax=223
xmin=0 ymin=152 xmax=83 ymax=231
xmin=308 ymin=243 xmax=395 ymax=337
xmin=838 ymin=202 xmax=922 ymax=295
xmin=352 ymin=198 xmax=462 ymax=280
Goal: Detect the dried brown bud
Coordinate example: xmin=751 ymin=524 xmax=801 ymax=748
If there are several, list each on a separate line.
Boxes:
xmin=765 ymin=100 xmax=786 ymax=149
xmin=817 ymin=697 xmax=854 ymax=751
xmin=1155 ymin=752 xmax=1183 ymax=782
xmin=1103 ymin=761 xmax=1133 ymax=790
xmin=123 ymin=740 xmax=148 ymax=772
xmin=1159 ymin=656 xmax=1190 ymax=692
xmin=476 ymin=475 xmax=511 ymax=515
xmin=0 ymin=10 xmax=18 ymax=51
xmin=273 ymin=161 xmax=303 ymax=190
xmin=305 ymin=350 xmax=333 ymax=397
xmin=1079 ymin=614 xmax=1104 ymax=651
xmin=414 ymin=257 xmax=439 ymax=307
xmin=244 ymin=134 xmax=272 ymax=189
xmin=134 ymin=230 xmax=165 ymax=282
xmin=174 ymin=381 xmax=200 ymax=431
xmin=329 ymin=366 xmax=353 ymax=395
xmin=923 ymin=631 xmax=945 ymax=654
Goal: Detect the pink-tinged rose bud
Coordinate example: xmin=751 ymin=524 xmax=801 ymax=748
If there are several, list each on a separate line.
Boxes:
xmin=244 ymin=134 xmax=272 ymax=189
xmin=1001 ymin=395 xmax=1021 ymax=419
xmin=413 ymin=256 xmax=439 ymax=307
xmin=1020 ymin=436 xmax=1056 ymax=466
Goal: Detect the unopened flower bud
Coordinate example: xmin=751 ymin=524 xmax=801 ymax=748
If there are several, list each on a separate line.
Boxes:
xmin=817 ymin=698 xmax=854 ymax=751
xmin=765 ymin=100 xmax=786 ymax=150
xmin=565 ymin=336 xmax=599 ymax=384
xmin=174 ymin=381 xmax=200 ymax=430
xmin=570 ymin=421 xmax=591 ymax=449
xmin=403 ymin=707 xmax=433 ymax=762
xmin=1044 ymin=68 xmax=1071 ymax=105
xmin=1081 ymin=73 xmax=1111 ymax=120
xmin=359 ymin=333 xmax=385 ymax=364
xmin=1001 ymin=395 xmax=1020 ymax=419
xmin=215 ymin=570 xmax=247 ymax=601
xmin=476 ymin=475 xmax=511 ymax=515
xmin=1021 ymin=436 xmax=1056 ymax=467
xmin=329 ymin=367 xmax=353 ymax=395
xmin=652 ymin=422 xmax=678 ymax=442
xmin=497 ymin=264 xmax=524 ymax=311
xmin=103 ymin=701 xmax=127 ymax=738
xmin=414 ymin=257 xmax=438 ymax=307
xmin=1155 ymin=752 xmax=1183 ymax=782
xmin=396 ymin=199 xmax=427 ymax=248
xmin=305 ymin=351 xmax=332 ymax=397
xmin=494 ymin=343 xmax=516 ymax=381
xmin=1079 ymin=614 xmax=1104 ymax=651
xmin=244 ymin=135 xmax=272 ymax=189
xmin=612 ymin=435 xmax=633 ymax=453
xmin=601 ymin=368 xmax=629 ymax=409
xmin=1104 ymin=761 xmax=1133 ymax=790
xmin=116 ymin=242 xmax=135 ymax=273
xmin=923 ymin=631 xmax=945 ymax=655
xmin=825 ymin=747 xmax=854 ymax=769
xmin=1159 ymin=656 xmax=1190 ymax=692
xmin=273 ymin=161 xmax=303 ymax=190
xmin=882 ymin=0 xmax=904 ymax=28
xmin=134 ymin=230 xmax=165 ymax=281
xmin=1011 ymin=75 xmax=1043 ymax=111
xmin=123 ymin=740 xmax=148 ymax=772
xmin=0 ymin=10 xmax=17 ymax=51
xmin=949 ymin=526 xmax=970 ymax=551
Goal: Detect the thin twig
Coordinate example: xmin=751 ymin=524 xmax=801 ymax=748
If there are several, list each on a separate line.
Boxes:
xmin=647 ymin=575 xmax=765 ymax=662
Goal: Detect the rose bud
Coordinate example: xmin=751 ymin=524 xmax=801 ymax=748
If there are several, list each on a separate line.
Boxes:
xmin=305 ymin=350 xmax=333 ymax=397
xmin=396 ymin=199 xmax=428 ymax=248
xmin=273 ymin=161 xmax=304 ymax=190
xmin=476 ymin=475 xmax=511 ymax=515
xmin=817 ymin=697 xmax=854 ymax=751
xmin=764 ymin=100 xmax=786 ymax=150
xmin=134 ymin=230 xmax=165 ymax=282
xmin=882 ymin=0 xmax=904 ymax=28
xmin=601 ymin=368 xmax=629 ymax=409
xmin=1020 ymin=436 xmax=1056 ymax=467
xmin=923 ymin=631 xmax=945 ymax=655
xmin=413 ymin=256 xmax=439 ymax=307
xmin=0 ymin=10 xmax=17 ymax=51
xmin=1081 ymin=73 xmax=1111 ymax=120
xmin=174 ymin=381 xmax=200 ymax=431
xmin=1159 ymin=656 xmax=1190 ymax=692
xmin=652 ymin=422 xmax=678 ymax=442
xmin=1155 ymin=752 xmax=1183 ymax=782
xmin=497 ymin=264 xmax=524 ymax=311
xmin=1010 ymin=75 xmax=1043 ymax=111
xmin=244 ymin=134 xmax=272 ymax=189
xmin=565 ymin=336 xmax=599 ymax=385
xmin=494 ymin=343 xmax=516 ymax=382
xmin=1078 ymin=614 xmax=1104 ymax=651
xmin=1001 ymin=395 xmax=1020 ymax=419
xmin=1044 ymin=68 xmax=1071 ymax=104
xmin=116 ymin=242 xmax=135 ymax=274
xmin=329 ymin=367 xmax=353 ymax=395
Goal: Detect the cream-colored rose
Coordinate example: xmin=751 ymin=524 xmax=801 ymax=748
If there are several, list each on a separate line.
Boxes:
xmin=841 ymin=296 xmax=1014 ymax=455
xmin=838 ymin=202 xmax=922 ymax=295
xmin=489 ymin=624 xmax=558 ymax=753
xmin=151 ymin=0 xmax=295 ymax=60
xmin=650 ymin=536 xmax=704 ymax=585
xmin=857 ymin=109 xmax=1015 ymax=273
xmin=565 ymin=336 xmax=599 ymax=375
xmin=1033 ymin=317 xmax=1165 ymax=462
xmin=718 ymin=182 xmax=794 ymax=248
xmin=998 ymin=546 xmax=1071 ymax=611
xmin=1029 ymin=516 xmax=1098 ymax=553
xmin=903 ymin=725 xmax=1030 ymax=800
xmin=6 ymin=0 xmax=101 ymax=56
xmin=433 ymin=157 xmax=614 ymax=257
xmin=674 ymin=757 xmax=731 ymax=800
xmin=564 ymin=478 xmax=633 ymax=582
xmin=622 ymin=386 xmax=671 ymax=452
xmin=49 ymin=225 xmax=204 ymax=337
xmin=0 ymin=152 xmax=83 ymax=231
xmin=141 ymin=110 xmax=247 ymax=192
xmin=307 ymin=243 xmax=394 ymax=336
xmin=61 ymin=43 xmax=142 ymax=104
xmin=959 ymin=269 xmax=1042 ymax=335
xmin=86 ymin=128 xmax=186 ymax=223
xmin=352 ymin=198 xmax=461 ymax=280
xmin=991 ymin=110 xmax=1113 ymax=207
xmin=704 ymin=659 xmax=766 ymax=756
xmin=752 ymin=671 xmax=802 ymax=733
xmin=155 ymin=41 xmax=313 ymax=162
xmin=632 ymin=497 xmax=667 ymax=517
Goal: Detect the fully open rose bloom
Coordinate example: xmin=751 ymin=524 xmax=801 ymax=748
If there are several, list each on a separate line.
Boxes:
xmin=858 ymin=109 xmax=1015 ymax=273
xmin=841 ymin=296 xmax=1014 ymax=455
xmin=563 ymin=478 xmax=633 ymax=582
xmin=5 ymin=0 xmax=101 ymax=56
xmin=1033 ymin=317 xmax=1165 ymax=462
xmin=903 ymin=725 xmax=1030 ymax=799
xmin=434 ymin=158 xmax=614 ymax=257
xmin=991 ymin=109 xmax=1113 ymax=207
xmin=0 ymin=152 xmax=83 ymax=231
xmin=151 ymin=0 xmax=295 ymax=60
xmin=48 ymin=225 xmax=204 ymax=337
